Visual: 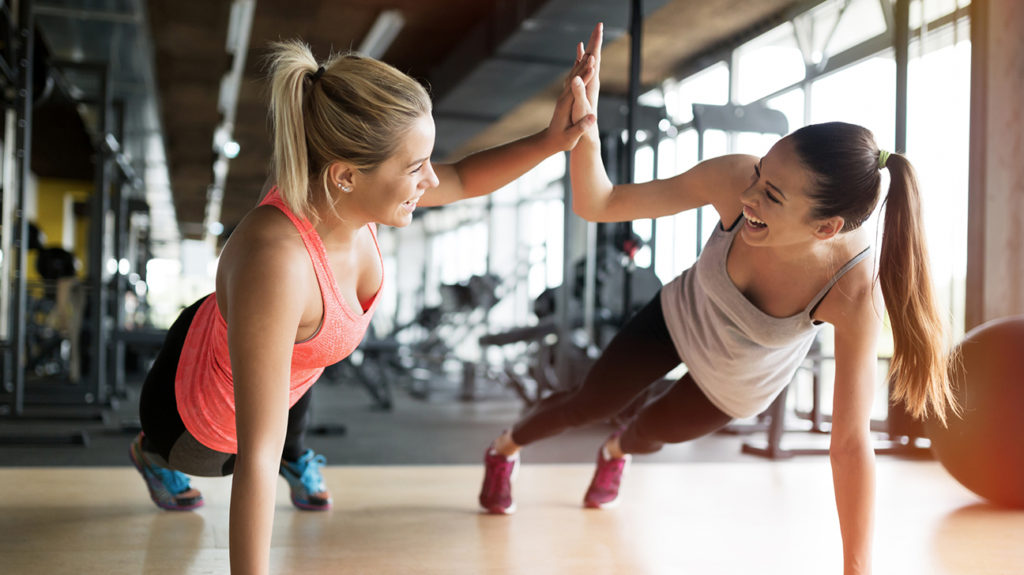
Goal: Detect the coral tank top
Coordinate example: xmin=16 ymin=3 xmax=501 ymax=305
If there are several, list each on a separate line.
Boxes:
xmin=175 ymin=188 xmax=382 ymax=453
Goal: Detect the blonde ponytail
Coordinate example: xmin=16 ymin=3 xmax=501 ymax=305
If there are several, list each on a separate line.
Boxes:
xmin=267 ymin=40 xmax=319 ymax=219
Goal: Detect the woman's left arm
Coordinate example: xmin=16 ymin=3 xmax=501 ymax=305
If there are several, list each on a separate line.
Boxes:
xmin=420 ymin=24 xmax=602 ymax=207
xmin=825 ymin=276 xmax=883 ymax=575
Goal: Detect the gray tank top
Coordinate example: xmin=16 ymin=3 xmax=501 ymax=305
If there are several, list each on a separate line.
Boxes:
xmin=660 ymin=216 xmax=871 ymax=419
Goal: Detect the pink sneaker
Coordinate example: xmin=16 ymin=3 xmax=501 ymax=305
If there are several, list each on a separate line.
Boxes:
xmin=479 ymin=447 xmax=519 ymax=514
xmin=583 ymin=444 xmax=631 ymax=509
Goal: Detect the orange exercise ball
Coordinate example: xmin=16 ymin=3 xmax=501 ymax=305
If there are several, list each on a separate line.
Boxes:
xmin=925 ymin=316 xmax=1024 ymax=508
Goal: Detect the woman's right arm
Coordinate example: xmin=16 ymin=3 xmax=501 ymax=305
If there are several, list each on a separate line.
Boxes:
xmin=567 ymin=76 xmax=756 ymax=223
xmin=220 ymin=224 xmax=311 ymax=575
xmin=570 ymin=128 xmax=757 ymax=222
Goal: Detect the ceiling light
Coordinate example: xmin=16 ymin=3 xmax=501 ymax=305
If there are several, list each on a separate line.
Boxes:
xmin=359 ymin=10 xmax=404 ymax=59
xmin=223 ymin=140 xmax=240 ymax=159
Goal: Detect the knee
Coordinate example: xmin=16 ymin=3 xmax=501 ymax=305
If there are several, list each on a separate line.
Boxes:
xmin=623 ymin=417 xmax=695 ymax=454
xmin=619 ymin=425 xmax=665 ymax=455
xmin=560 ymin=395 xmax=615 ymax=429
xmin=168 ymin=433 xmax=234 ymax=477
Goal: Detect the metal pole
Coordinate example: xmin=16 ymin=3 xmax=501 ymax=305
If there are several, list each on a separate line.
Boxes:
xmin=626 ymin=0 xmax=641 ymax=178
xmin=87 ymin=63 xmax=112 ymax=405
xmin=582 ymin=220 xmax=596 ymax=343
xmin=621 ymin=0 xmax=642 ymax=322
xmin=112 ymin=110 xmax=128 ymax=398
xmin=1 ymin=108 xmax=15 ymax=408
xmin=894 ymin=0 xmax=909 ymax=153
xmin=648 ymin=130 xmax=659 ymax=272
xmin=9 ymin=0 xmax=34 ymax=415
xmin=556 ymin=152 xmax=574 ymax=387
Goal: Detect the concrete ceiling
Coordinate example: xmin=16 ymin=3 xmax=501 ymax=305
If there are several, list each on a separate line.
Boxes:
xmin=35 ymin=0 xmax=809 ymax=246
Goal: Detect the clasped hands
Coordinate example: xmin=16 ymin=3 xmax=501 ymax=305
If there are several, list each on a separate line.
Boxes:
xmin=545 ymin=22 xmax=604 ymax=152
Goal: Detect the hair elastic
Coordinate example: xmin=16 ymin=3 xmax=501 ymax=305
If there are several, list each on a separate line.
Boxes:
xmin=310 ymin=66 xmax=325 ymax=83
xmin=878 ymin=149 xmax=891 ymax=170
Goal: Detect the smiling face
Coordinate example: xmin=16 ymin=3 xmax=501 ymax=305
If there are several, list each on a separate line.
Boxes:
xmin=738 ymin=137 xmax=841 ymax=248
xmin=345 ymin=114 xmax=440 ymax=227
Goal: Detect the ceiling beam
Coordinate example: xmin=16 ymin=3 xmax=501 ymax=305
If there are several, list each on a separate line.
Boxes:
xmin=33 ymin=4 xmax=141 ymax=24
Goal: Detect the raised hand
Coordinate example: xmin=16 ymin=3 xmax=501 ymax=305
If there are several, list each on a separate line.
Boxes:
xmin=579 ymin=22 xmax=602 ymax=116
xmin=544 ymin=22 xmax=604 ymax=152
xmin=569 ymin=75 xmax=594 ymax=134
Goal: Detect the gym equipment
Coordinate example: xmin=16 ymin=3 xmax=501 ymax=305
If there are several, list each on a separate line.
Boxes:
xmin=1 ymin=18 xmax=148 ymax=446
xmin=319 ymin=273 xmax=506 ymax=407
xmin=739 ymin=347 xmax=935 ymax=460
xmin=925 ymin=316 xmax=1024 ymax=508
xmin=322 ymin=328 xmax=401 ymax=411
xmin=479 ymin=246 xmax=662 ymax=407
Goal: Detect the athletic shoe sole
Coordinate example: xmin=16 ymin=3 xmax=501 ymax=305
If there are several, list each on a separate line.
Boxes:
xmin=289 ymin=493 xmax=332 ymax=511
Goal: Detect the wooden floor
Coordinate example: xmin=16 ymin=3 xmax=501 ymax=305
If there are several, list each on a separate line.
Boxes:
xmin=1 ymin=460 xmax=1021 ymax=574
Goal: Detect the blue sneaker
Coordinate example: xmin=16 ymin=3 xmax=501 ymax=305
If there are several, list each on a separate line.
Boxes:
xmin=129 ymin=433 xmax=204 ymax=511
xmin=279 ymin=449 xmax=332 ymax=511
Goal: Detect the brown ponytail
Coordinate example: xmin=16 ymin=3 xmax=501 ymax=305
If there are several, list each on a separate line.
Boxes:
xmin=789 ymin=122 xmax=959 ymax=425
xmin=878 ymin=154 xmax=959 ymax=425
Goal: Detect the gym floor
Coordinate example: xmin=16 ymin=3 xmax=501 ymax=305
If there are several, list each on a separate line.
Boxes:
xmin=1 ymin=377 xmax=1022 ymax=574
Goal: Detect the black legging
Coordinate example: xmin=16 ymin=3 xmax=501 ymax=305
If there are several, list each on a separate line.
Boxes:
xmin=138 ymin=296 xmax=314 ymax=477
xmin=510 ymin=292 xmax=733 ymax=455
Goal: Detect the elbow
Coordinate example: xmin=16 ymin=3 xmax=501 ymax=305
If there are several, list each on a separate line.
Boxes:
xmin=570 ymin=187 xmax=615 ymax=222
xmin=571 ymin=199 xmax=598 ymax=222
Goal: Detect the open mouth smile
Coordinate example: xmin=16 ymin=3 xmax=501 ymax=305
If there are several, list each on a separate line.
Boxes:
xmin=743 ymin=208 xmax=767 ymax=229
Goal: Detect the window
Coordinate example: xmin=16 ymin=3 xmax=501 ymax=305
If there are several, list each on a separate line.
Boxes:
xmin=795 ymin=0 xmax=888 ymax=67
xmin=765 ymin=89 xmax=805 ymax=133
xmin=665 ymin=62 xmax=730 ymax=124
xmin=809 ymin=55 xmax=897 ymax=147
xmin=907 ymin=14 xmax=971 ymax=338
xmin=910 ymin=0 xmax=969 ymax=29
xmin=734 ymin=22 xmax=803 ymax=104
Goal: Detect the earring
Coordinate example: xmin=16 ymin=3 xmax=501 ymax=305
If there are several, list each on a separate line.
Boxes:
xmin=338 ymin=182 xmax=351 ymax=192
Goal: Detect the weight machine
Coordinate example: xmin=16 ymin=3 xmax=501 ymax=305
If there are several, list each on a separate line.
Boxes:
xmin=1 ymin=1 xmax=148 ymax=444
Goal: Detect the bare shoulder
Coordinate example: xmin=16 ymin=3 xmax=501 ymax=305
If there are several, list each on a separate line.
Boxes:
xmin=690 ymin=154 xmax=757 ymax=225
xmin=814 ymin=251 xmax=882 ymax=333
xmin=216 ymin=205 xmax=313 ymax=299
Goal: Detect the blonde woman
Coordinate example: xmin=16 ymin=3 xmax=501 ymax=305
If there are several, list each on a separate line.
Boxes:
xmin=130 ymin=26 xmax=602 ymax=574
xmin=480 ymin=32 xmax=955 ymax=575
